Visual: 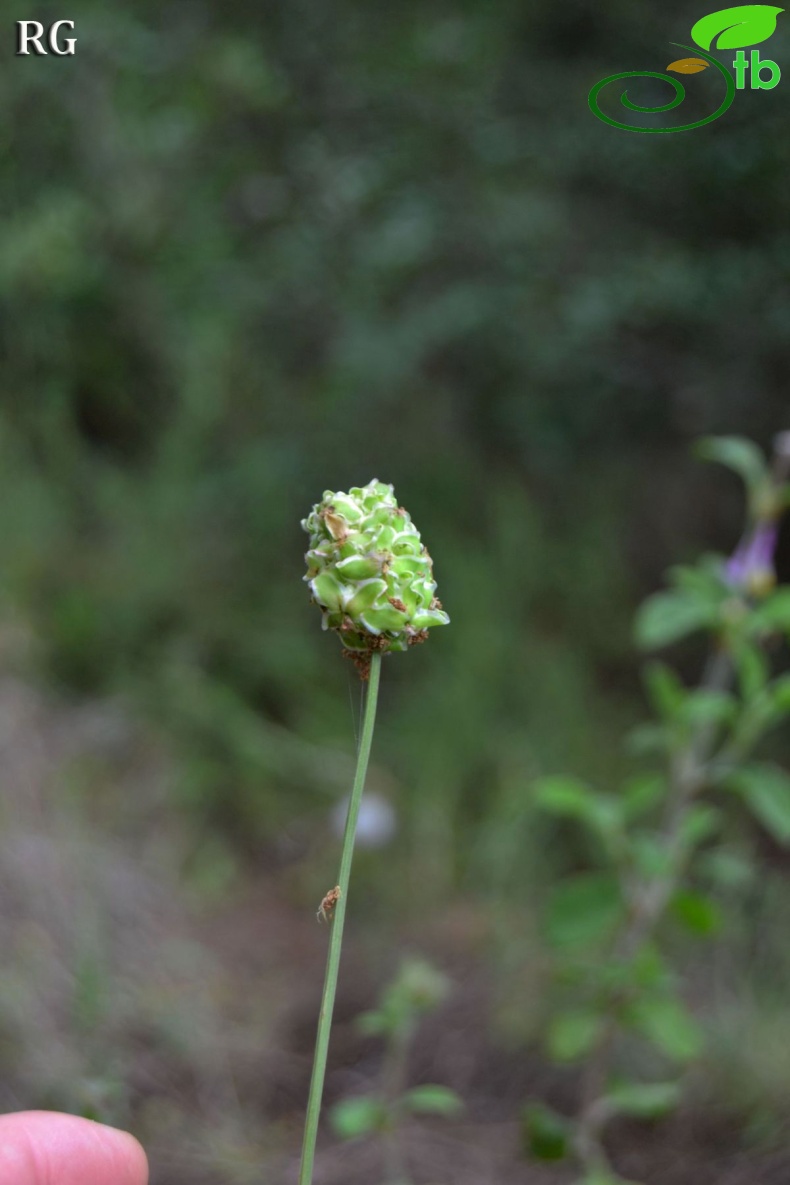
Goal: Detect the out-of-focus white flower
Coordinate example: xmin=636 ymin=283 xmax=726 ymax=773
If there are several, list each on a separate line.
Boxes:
xmin=331 ymin=792 xmax=397 ymax=848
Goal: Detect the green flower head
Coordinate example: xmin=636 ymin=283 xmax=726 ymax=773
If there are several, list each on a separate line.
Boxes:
xmin=302 ymin=480 xmax=450 ymax=672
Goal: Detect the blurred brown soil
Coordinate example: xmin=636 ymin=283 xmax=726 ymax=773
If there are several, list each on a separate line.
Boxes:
xmin=0 ymin=667 xmax=788 ymax=1184
xmin=194 ymin=879 xmax=790 ymax=1185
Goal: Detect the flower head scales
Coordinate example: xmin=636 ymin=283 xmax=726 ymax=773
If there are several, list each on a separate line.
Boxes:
xmin=302 ymin=480 xmax=449 ymax=672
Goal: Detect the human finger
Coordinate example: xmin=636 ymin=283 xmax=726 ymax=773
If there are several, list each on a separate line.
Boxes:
xmin=0 ymin=1110 xmax=148 ymax=1185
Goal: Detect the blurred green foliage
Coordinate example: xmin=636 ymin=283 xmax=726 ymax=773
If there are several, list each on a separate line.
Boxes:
xmin=2 ymin=0 xmax=790 ymax=901
xmin=330 ymin=957 xmax=462 ymax=1172
xmin=530 ymin=440 xmax=790 ymax=1183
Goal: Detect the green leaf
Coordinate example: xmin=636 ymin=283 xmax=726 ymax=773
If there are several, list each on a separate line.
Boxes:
xmin=679 ymin=805 xmax=722 ymax=851
xmin=672 ymin=557 xmax=730 ymax=600
xmin=630 ymin=831 xmax=674 ymax=879
xmin=356 ymin=1009 xmax=387 ymax=1037
xmin=533 ymin=777 xmax=623 ymax=838
xmin=628 ymin=943 xmax=673 ymax=993
xmin=678 ymin=689 xmax=736 ymax=729
xmin=628 ymin=995 xmax=704 ymax=1062
xmin=728 ymin=763 xmax=790 ymax=845
xmin=748 ymin=589 xmax=790 ymax=635
xmin=544 ymin=872 xmax=624 ymax=951
xmin=733 ymin=639 xmax=769 ymax=701
xmin=605 ymin=1081 xmax=681 ymax=1119
xmin=731 ymin=686 xmax=785 ymax=750
xmin=635 ymin=591 xmax=714 ymax=650
xmin=547 ymin=1010 xmax=603 ymax=1063
xmin=699 ymin=847 xmax=755 ymax=890
xmin=670 ymin=889 xmax=723 ymax=936
xmin=769 ymin=673 xmax=790 ymax=713
xmin=643 ymin=661 xmax=686 ymax=720
xmin=625 ymin=723 xmax=669 ymax=757
xmin=330 ymin=1096 xmax=388 ymax=1140
xmin=522 ymin=1102 xmax=569 ymax=1161
xmin=621 ymin=773 xmax=666 ymax=821
xmin=402 ymin=1084 xmax=463 ymax=1117
xmin=691 ymin=6 xmax=784 ymax=51
xmin=375 ymin=960 xmax=450 ymax=1034
xmin=533 ymin=775 xmax=596 ymax=815
xmin=736 ymin=675 xmax=790 ymax=748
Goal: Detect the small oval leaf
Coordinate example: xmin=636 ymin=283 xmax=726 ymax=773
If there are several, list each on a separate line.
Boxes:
xmin=330 ymin=1096 xmax=388 ymax=1140
xmin=522 ymin=1102 xmax=570 ymax=1162
xmin=691 ymin=5 xmax=784 ymax=51
xmin=403 ymin=1084 xmax=464 ymax=1117
xmin=605 ymin=1081 xmax=682 ymax=1119
xmin=667 ymin=56 xmax=710 ymax=72
xmin=728 ymin=762 xmax=790 ymax=845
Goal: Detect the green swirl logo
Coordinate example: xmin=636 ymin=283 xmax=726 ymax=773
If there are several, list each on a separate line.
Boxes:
xmin=589 ymin=5 xmax=783 ymax=133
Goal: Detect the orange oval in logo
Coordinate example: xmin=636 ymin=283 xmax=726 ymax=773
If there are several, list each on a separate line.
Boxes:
xmin=666 ymin=57 xmax=710 ymax=73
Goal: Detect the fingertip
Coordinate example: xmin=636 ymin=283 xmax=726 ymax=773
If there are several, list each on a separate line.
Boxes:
xmin=101 ymin=1124 xmax=149 ymax=1185
xmin=0 ymin=1111 xmax=149 ymax=1185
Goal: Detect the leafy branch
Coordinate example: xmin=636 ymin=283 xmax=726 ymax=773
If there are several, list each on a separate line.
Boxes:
xmin=526 ymin=433 xmax=790 ymax=1184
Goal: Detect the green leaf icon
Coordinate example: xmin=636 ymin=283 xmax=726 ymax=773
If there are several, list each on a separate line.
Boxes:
xmin=691 ymin=5 xmax=783 ymax=50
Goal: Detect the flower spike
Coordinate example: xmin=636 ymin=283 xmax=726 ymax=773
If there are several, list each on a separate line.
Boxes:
xmin=302 ymin=479 xmax=449 ymax=674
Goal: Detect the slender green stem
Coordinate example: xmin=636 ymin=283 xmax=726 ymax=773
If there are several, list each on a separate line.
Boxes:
xmin=298 ymin=651 xmax=383 ymax=1185
xmin=382 ymin=1023 xmax=414 ymax=1185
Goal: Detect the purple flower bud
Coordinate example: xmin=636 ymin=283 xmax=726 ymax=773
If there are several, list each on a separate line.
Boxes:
xmin=724 ymin=522 xmax=778 ymax=596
